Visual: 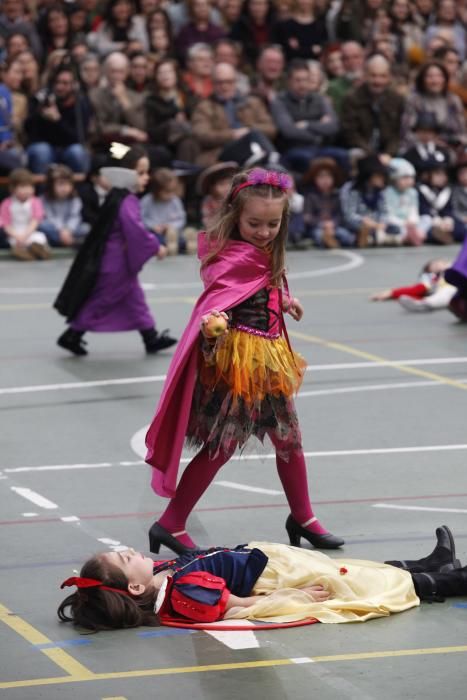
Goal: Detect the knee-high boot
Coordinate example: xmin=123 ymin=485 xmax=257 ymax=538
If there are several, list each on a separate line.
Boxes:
xmin=412 ymin=567 xmax=467 ymax=602
xmin=385 ymin=526 xmax=461 ymax=573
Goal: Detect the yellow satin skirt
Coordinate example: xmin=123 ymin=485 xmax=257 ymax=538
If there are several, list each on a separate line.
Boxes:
xmin=224 ymin=542 xmax=419 ymax=624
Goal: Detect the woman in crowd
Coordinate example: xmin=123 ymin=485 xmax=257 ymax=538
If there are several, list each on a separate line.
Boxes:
xmin=401 ymin=61 xmax=467 ymax=155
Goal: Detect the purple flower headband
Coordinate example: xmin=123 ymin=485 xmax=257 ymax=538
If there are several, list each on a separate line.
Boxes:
xmin=231 ymin=168 xmax=293 ymax=200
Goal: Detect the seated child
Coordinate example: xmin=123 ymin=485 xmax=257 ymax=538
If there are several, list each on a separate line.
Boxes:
xmin=198 ymin=161 xmax=238 ymax=230
xmin=141 ymin=168 xmax=197 ymax=255
xmin=452 ymin=153 xmax=467 ymax=225
xmin=418 ymin=157 xmax=467 ymax=244
xmin=0 ymin=168 xmax=50 ymax=260
xmin=401 ymin=112 xmax=451 ymax=175
xmin=58 ymin=526 xmax=467 ymax=630
xmin=371 ymin=258 xmax=456 ymax=311
xmin=339 ymin=156 xmax=396 ymax=248
xmin=382 ymin=158 xmax=424 ymax=245
xmin=302 ymin=158 xmax=354 ymax=249
xmin=39 ymin=165 xmax=87 ymax=247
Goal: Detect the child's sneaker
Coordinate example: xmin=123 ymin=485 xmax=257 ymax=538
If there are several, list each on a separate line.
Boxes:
xmin=29 ymin=242 xmax=52 ymax=260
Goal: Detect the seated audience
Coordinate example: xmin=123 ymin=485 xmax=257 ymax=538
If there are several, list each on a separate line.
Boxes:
xmin=271 ymin=59 xmax=344 ymax=173
xmin=341 ymin=54 xmax=405 ymax=162
xmin=191 ymin=62 xmax=277 ymax=166
xmin=39 ymin=165 xmax=86 ymax=247
xmin=25 ymin=66 xmax=92 ymax=174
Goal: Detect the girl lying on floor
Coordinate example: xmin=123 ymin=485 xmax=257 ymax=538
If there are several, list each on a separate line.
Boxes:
xmin=58 ymin=526 xmax=466 ymax=630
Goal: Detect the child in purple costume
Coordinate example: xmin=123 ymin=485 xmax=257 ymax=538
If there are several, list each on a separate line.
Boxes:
xmin=55 ymin=146 xmax=177 ymax=356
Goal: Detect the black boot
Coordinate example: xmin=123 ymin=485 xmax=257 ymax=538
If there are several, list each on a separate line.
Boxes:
xmin=412 ymin=567 xmax=467 ymax=602
xmin=385 ymin=525 xmax=461 ymax=573
xmin=140 ymin=328 xmax=177 ymax=354
xmin=57 ymin=328 xmax=87 ymax=356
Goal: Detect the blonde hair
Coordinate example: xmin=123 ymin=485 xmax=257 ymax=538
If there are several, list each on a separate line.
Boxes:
xmin=204 ymin=168 xmax=289 ymax=287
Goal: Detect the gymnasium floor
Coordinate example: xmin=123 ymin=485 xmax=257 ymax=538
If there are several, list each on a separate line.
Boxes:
xmin=1 ymin=244 xmax=467 ymax=699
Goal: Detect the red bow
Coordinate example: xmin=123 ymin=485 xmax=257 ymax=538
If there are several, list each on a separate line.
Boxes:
xmin=60 ymin=576 xmax=130 ymax=595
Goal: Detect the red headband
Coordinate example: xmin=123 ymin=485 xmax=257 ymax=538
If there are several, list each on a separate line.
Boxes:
xmin=60 ymin=576 xmax=130 ymax=596
xmin=231 ymin=168 xmax=293 ymax=201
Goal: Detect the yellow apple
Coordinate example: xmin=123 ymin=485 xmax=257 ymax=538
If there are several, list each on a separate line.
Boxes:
xmin=204 ymin=314 xmax=228 ymax=337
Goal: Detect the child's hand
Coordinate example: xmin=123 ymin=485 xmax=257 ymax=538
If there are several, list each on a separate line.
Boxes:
xmin=59 ymin=228 xmax=74 ymax=247
xmin=371 ymin=290 xmax=392 ymax=301
xmin=300 ymin=585 xmax=331 ymax=602
xmin=157 ymin=244 xmax=168 ymax=259
xmin=200 ymin=310 xmax=229 ymax=339
xmin=284 ymin=297 xmax=303 ymax=321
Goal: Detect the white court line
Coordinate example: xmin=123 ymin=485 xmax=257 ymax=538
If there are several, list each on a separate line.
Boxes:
xmin=299 ymin=379 xmax=447 ymax=398
xmin=10 ymin=487 xmax=58 ymax=509
xmin=3 ymin=357 xmax=467 ymax=396
xmin=5 ymin=443 xmax=467 ymax=474
xmin=0 ymin=251 xmax=364 ymax=295
xmin=214 ymin=480 xmax=282 ymax=495
xmin=373 ymin=504 xmax=467 ymax=514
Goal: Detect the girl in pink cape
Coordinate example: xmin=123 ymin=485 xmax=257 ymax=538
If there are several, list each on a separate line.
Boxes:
xmin=145 ymin=167 xmax=344 ymax=555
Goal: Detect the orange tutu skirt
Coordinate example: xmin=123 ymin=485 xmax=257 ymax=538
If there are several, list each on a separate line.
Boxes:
xmin=186 ymin=329 xmax=307 ymax=458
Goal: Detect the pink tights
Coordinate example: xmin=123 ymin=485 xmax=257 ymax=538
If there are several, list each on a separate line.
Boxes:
xmin=157 ymin=437 xmax=327 ymax=547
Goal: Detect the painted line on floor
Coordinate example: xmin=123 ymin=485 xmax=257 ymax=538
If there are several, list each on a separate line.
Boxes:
xmin=289 ymin=331 xmax=467 ymax=393
xmin=2 ymin=645 xmax=467 ymax=690
xmin=214 ymin=481 xmax=282 ymax=495
xmin=10 ymin=487 xmax=58 ymax=509
xmin=373 ymin=504 xmax=467 ymax=514
xmin=3 ymin=356 xmax=467 ymax=396
xmin=4 ymin=442 xmax=467 ymax=475
xmin=0 ymin=603 xmax=94 ymax=680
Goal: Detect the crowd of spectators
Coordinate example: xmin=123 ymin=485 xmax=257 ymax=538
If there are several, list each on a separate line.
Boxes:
xmin=0 ymin=0 xmax=467 ymax=257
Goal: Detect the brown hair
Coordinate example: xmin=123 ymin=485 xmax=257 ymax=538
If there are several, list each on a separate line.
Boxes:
xmin=57 ymin=554 xmax=158 ymax=631
xmin=149 ymin=167 xmax=179 ymax=197
xmin=204 ymin=168 xmax=289 ymax=287
xmin=44 ymin=164 xmax=75 ymax=199
xmin=8 ymin=168 xmax=35 ymax=191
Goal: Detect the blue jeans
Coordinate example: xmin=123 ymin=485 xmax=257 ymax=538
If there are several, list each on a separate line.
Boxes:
xmin=282 ymin=145 xmax=350 ymax=174
xmin=310 ymin=224 xmax=355 ymax=247
xmin=27 ymin=143 xmax=90 ymax=174
xmin=39 ymin=220 xmax=88 ymax=246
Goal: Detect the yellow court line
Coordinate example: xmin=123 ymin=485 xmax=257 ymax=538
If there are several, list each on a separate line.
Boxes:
xmin=0 ymin=604 xmax=94 ymax=679
xmin=289 ymin=330 xmax=467 ymax=393
xmin=1 ymin=645 xmax=467 ymax=690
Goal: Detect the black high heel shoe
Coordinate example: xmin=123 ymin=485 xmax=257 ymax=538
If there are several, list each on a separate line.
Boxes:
xmin=148 ymin=522 xmax=198 ymax=555
xmin=286 ymin=515 xmax=344 ymax=549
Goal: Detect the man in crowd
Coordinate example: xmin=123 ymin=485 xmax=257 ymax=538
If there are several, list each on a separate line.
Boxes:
xmin=191 ymin=62 xmax=277 ymax=166
xmin=341 ymin=54 xmax=405 ymax=163
xmin=327 ymin=40 xmax=365 ymax=115
xmin=25 ymin=66 xmax=92 ymax=174
xmin=252 ymin=45 xmax=286 ymax=107
xmin=89 ymin=51 xmax=148 ymax=151
xmin=271 ymin=59 xmax=346 ymax=172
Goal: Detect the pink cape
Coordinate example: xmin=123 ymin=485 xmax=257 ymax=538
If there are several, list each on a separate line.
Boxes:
xmin=145 ymin=233 xmax=273 ymax=497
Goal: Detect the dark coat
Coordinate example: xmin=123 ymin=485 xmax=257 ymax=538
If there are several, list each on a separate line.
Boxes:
xmin=25 ymin=93 xmax=92 ymax=147
xmin=341 ymin=84 xmax=405 ymax=155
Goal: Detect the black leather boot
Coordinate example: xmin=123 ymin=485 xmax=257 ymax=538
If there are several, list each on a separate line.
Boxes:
xmin=412 ymin=567 xmax=467 ymax=602
xmin=385 ymin=526 xmax=461 ymax=573
xmin=140 ymin=328 xmax=177 ymax=354
xmin=57 ymin=328 xmax=87 ymax=356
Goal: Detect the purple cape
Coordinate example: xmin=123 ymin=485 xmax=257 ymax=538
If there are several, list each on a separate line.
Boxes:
xmin=71 ymin=194 xmax=160 ymax=332
xmin=145 ymin=233 xmax=273 ymax=498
